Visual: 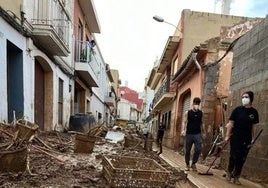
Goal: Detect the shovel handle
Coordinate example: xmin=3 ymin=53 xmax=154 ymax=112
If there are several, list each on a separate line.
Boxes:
xmin=206 ymin=138 xmax=230 ymax=173
xmin=248 ymin=128 xmax=263 ymax=148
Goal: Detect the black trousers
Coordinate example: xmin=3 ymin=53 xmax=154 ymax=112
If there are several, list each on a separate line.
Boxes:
xmin=228 ymin=135 xmax=250 ymax=178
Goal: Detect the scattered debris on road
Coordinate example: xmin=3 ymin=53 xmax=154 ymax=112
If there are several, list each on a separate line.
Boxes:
xmin=0 ymin=121 xmax=190 ymax=188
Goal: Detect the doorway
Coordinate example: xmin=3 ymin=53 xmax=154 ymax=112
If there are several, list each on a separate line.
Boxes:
xmin=7 ymin=41 xmax=24 ymax=123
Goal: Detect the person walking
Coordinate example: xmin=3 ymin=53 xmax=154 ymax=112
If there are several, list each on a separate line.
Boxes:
xmin=157 ymin=122 xmax=165 ymax=155
xmin=224 ymin=91 xmax=259 ymax=185
xmin=181 ymin=97 xmax=206 ymax=171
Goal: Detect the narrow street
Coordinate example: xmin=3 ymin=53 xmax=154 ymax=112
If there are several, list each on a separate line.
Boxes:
xmin=1 ymin=121 xmax=266 ymax=187
xmin=0 ymin=0 xmax=268 ymax=187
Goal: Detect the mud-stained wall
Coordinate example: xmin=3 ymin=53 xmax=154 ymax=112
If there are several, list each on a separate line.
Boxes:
xmin=221 ymin=16 xmax=268 ymax=184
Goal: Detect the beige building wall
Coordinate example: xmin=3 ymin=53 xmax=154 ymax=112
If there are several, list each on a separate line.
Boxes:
xmin=110 ymin=69 xmax=120 ymax=96
xmin=181 ymin=9 xmax=255 ymax=64
xmin=0 ymin=0 xmax=23 ymax=22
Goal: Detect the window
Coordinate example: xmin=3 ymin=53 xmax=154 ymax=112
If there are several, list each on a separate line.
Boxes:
xmin=167 ymin=111 xmax=171 ymax=129
xmin=58 ymin=78 xmax=64 ymax=125
xmin=161 ymin=111 xmax=171 ymax=130
xmin=173 ymin=56 xmax=178 ymax=76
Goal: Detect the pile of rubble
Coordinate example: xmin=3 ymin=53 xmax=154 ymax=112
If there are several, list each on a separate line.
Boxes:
xmin=0 ymin=121 xmax=189 ymax=188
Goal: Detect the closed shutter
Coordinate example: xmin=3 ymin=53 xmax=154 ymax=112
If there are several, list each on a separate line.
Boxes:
xmin=180 ymin=93 xmax=191 ymax=146
xmin=181 ymin=93 xmax=191 ymax=119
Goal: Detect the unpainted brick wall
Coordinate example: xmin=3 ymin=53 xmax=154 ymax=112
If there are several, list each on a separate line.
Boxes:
xmin=221 ymin=16 xmax=268 ymax=184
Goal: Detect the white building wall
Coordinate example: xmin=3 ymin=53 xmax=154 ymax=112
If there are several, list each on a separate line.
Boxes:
xmin=54 ymin=67 xmax=72 ymax=130
xmin=118 ymin=99 xmax=131 ymax=120
xmin=90 ymin=41 xmax=109 ymax=123
xmin=90 ymin=94 xmax=104 ymax=123
xmin=23 ymin=40 xmax=34 ymax=122
xmin=146 ymin=87 xmax=154 ymax=118
xmin=0 ymin=17 xmax=32 ymax=122
xmin=0 ymin=19 xmax=73 ymax=129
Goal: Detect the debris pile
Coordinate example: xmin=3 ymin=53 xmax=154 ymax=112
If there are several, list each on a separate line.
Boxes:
xmin=0 ymin=121 xmax=188 ymax=187
xmin=102 ymin=155 xmax=170 ymax=188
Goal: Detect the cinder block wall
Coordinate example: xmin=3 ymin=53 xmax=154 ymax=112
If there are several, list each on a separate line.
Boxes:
xmin=221 ymin=16 xmax=268 ymax=183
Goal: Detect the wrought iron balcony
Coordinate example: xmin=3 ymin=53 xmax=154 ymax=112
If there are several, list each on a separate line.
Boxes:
xmin=152 ymin=76 xmax=175 ymax=112
xmin=30 ymin=0 xmax=70 ymax=56
xmin=75 ymin=40 xmax=100 ymax=87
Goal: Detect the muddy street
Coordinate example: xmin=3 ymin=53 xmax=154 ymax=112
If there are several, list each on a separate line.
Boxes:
xmin=0 ymin=123 xmax=192 ymax=188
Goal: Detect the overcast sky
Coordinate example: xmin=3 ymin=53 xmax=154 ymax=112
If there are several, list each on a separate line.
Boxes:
xmin=94 ymin=0 xmax=268 ymax=92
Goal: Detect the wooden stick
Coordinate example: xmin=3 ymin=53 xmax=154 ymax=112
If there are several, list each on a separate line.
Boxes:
xmin=31 ymin=145 xmax=64 ymax=163
xmin=0 ymin=129 xmax=13 ymax=137
xmin=56 ymin=132 xmax=63 ymax=144
xmin=33 ymin=144 xmax=63 ymax=155
xmin=34 ymin=137 xmax=53 ymax=150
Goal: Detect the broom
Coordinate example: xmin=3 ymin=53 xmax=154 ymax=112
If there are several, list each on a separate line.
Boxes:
xmin=199 ymin=128 xmax=263 ymax=176
xmin=198 ymin=138 xmax=230 ymax=175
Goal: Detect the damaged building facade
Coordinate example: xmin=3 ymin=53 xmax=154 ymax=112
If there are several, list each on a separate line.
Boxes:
xmin=221 ymin=16 xmax=268 ymax=183
xmin=0 ymin=0 xmax=74 ymax=130
xmin=147 ymin=9 xmax=259 ymax=149
xmin=147 ymin=8 xmax=267 ymax=183
xmin=0 ymin=0 xmax=118 ymax=130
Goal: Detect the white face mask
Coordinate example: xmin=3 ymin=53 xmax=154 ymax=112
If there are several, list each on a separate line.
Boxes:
xmin=242 ymin=98 xmax=250 ymax=105
xmin=193 ymin=105 xmax=199 ymax=110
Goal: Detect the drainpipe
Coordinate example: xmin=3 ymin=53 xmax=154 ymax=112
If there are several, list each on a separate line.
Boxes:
xmin=192 ymin=53 xmax=201 ymax=70
xmin=192 ymin=52 xmax=203 ymax=96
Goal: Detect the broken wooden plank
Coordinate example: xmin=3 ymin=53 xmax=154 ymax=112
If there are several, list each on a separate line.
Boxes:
xmin=31 ymin=145 xmax=64 ymax=163
xmin=0 ymin=129 xmax=13 ymax=137
xmin=34 ymin=137 xmax=53 ymax=150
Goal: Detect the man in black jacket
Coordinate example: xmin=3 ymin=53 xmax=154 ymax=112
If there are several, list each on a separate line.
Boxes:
xmin=181 ymin=97 xmax=206 ymax=171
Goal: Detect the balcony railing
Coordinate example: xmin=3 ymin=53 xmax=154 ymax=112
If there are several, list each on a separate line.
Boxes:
xmin=75 ymin=40 xmax=93 ymax=63
xmin=75 ymin=40 xmax=100 ymax=78
xmin=150 ymin=76 xmax=175 ymax=113
xmin=30 ymin=0 xmax=70 ymax=56
xmin=31 ymin=19 xmax=69 ymax=47
xmin=154 ymin=77 xmax=170 ymax=104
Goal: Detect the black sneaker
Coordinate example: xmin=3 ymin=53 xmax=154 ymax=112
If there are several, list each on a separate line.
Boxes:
xmin=233 ymin=178 xmax=241 ymax=185
xmin=191 ymin=164 xmax=197 ymax=171
xmin=226 ymin=172 xmax=232 ymax=181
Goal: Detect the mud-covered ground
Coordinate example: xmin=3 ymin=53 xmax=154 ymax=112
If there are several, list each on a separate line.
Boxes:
xmin=0 ymin=127 xmax=191 ymax=188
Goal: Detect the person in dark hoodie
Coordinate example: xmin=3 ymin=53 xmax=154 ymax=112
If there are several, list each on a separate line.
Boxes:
xmin=225 ymin=91 xmax=259 ymax=185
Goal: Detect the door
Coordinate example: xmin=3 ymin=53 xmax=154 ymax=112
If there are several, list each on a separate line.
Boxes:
xmin=34 ymin=60 xmax=45 ymax=130
xmin=7 ymin=41 xmax=24 ymax=122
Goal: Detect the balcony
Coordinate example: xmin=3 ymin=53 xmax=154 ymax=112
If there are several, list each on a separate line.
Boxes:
xmin=105 ymin=92 xmax=115 ymax=107
xmin=152 ymin=77 xmax=175 ymax=112
xmin=147 ymin=67 xmax=162 ymax=90
xmin=30 ymin=0 xmax=70 ymax=56
xmin=78 ymin=0 xmax=100 ymax=33
xmin=157 ymin=36 xmax=180 ymax=73
xmin=75 ymin=41 xmax=99 ymax=87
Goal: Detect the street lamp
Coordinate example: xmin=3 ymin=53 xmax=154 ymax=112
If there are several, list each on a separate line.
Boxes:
xmin=153 ymin=15 xmax=182 ymax=34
